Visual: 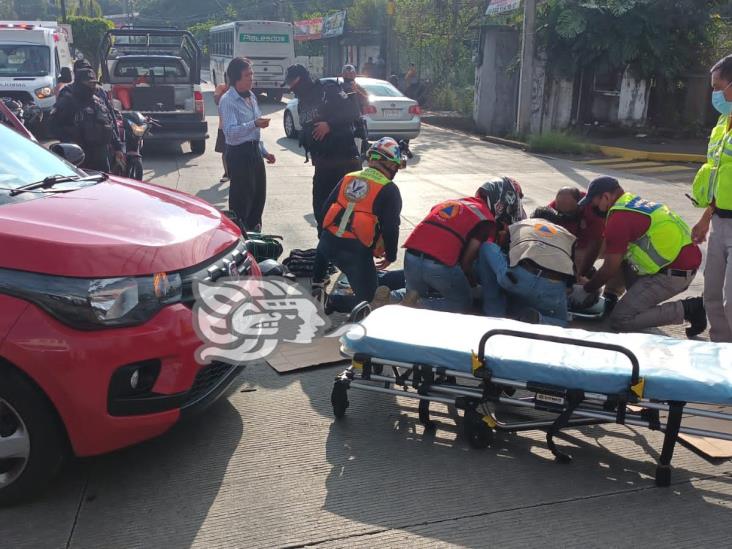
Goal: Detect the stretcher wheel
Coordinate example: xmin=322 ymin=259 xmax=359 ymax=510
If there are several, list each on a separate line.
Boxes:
xmin=655 ymin=465 xmax=671 ymax=487
xmin=465 ymin=416 xmax=493 ymax=449
xmin=331 ymin=382 xmax=349 ymax=419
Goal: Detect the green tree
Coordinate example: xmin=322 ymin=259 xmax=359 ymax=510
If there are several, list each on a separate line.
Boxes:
xmin=67 ymin=15 xmax=114 ymax=69
xmin=536 ymin=0 xmax=724 ymax=80
xmin=14 ymin=0 xmax=48 ymax=19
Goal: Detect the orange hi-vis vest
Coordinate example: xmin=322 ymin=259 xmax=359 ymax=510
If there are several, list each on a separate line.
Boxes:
xmin=323 ymin=167 xmax=393 ymax=254
xmin=403 ymin=197 xmax=495 ymax=266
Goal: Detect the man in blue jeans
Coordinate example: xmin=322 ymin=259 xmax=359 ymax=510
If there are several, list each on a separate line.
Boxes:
xmin=401 ymin=177 xmax=524 ymax=312
xmin=479 ymin=217 xmax=577 ymax=326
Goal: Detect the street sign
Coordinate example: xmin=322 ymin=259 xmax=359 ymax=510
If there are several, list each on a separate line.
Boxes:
xmin=322 ymin=10 xmax=346 ymax=39
xmin=294 ymin=18 xmax=323 ymax=41
xmin=486 ymin=0 xmax=521 ymax=16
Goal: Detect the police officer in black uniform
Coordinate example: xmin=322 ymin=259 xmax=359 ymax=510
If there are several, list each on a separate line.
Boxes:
xmin=283 ymin=64 xmax=362 ymax=235
xmin=51 ymin=68 xmax=124 ymax=172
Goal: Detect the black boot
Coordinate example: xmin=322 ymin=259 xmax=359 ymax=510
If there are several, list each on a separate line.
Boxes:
xmin=682 ymin=297 xmax=707 ymax=338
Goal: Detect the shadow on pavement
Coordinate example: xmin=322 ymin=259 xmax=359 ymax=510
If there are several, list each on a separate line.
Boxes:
xmin=68 ymin=398 xmax=242 ymax=547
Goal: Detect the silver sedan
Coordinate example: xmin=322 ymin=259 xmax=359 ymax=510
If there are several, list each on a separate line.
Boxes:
xmin=283 ymin=77 xmax=421 ymax=141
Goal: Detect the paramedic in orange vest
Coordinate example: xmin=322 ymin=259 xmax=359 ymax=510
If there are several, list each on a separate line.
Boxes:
xmin=312 ymin=137 xmax=404 ymax=309
xmin=402 ymin=197 xmax=497 ymax=312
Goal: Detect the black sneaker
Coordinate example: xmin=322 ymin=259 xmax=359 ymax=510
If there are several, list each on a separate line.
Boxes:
xmin=683 ymin=297 xmax=707 ymax=338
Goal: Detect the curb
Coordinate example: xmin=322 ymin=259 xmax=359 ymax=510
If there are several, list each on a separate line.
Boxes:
xmin=480 ymin=135 xmax=527 ymax=150
xmin=596 ymin=145 xmax=706 ymax=164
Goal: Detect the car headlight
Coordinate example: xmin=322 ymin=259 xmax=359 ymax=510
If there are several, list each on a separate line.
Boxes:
xmin=0 ymin=269 xmax=182 ymax=330
xmin=130 ymin=122 xmax=147 ymax=137
xmin=34 ymin=87 xmax=53 ymax=99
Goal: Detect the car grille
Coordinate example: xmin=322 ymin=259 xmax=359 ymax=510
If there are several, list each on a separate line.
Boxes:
xmin=182 ymin=361 xmax=238 ymax=409
xmin=179 ymin=240 xmax=255 ymax=308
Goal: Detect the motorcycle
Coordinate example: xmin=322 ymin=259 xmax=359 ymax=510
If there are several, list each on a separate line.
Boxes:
xmin=115 ymin=111 xmax=159 ymax=181
xmin=0 ymin=97 xmax=42 ymax=141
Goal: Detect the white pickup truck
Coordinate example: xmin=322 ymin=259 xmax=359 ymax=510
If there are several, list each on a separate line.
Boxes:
xmin=99 ymin=28 xmax=208 ymax=154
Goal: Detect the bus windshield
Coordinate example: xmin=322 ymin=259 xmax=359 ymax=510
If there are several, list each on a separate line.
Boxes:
xmin=0 ymin=45 xmax=50 ymax=77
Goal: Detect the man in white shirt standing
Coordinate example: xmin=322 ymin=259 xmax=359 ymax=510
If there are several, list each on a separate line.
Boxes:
xmin=219 ymin=57 xmax=276 ymax=232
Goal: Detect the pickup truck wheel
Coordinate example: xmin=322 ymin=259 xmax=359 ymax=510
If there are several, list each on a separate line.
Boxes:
xmin=267 ymin=89 xmax=283 ymax=103
xmin=284 ymin=110 xmax=298 ymax=139
xmin=190 ymin=140 xmax=206 ymax=155
xmin=0 ymin=368 xmax=66 ymax=506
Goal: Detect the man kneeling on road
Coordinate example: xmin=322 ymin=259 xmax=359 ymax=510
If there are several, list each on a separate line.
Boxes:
xmin=401 ymin=193 xmax=497 ymax=313
xmin=311 ymin=138 xmax=404 ymax=311
xmin=577 ymin=176 xmax=707 ymax=337
xmin=478 ymin=212 xmax=577 ymax=326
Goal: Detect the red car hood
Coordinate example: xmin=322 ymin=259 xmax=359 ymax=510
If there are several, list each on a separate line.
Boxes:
xmin=0 ymin=177 xmax=241 ymax=277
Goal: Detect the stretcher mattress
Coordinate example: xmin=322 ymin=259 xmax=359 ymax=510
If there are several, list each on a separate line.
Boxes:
xmin=340 ymin=306 xmax=732 ymax=405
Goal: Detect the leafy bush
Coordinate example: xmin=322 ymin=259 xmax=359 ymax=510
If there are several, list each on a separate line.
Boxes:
xmin=526 ymin=132 xmax=596 ymax=155
xmin=428 ymin=85 xmax=474 ymax=115
xmin=67 ymin=15 xmax=114 ymax=71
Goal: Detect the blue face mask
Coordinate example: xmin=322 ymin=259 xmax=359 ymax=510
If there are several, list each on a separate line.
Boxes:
xmin=713 ymin=89 xmax=732 ymax=115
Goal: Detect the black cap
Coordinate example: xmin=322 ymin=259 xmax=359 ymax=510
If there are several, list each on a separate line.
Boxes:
xmin=282 ymin=64 xmax=310 ymax=87
xmin=577 ymin=176 xmax=621 ymax=207
xmin=73 ymin=58 xmax=92 ymax=72
xmin=75 ymin=68 xmax=98 ymax=84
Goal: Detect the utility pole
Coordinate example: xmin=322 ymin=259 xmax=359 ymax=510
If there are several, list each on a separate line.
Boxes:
xmin=386 ymin=0 xmax=396 ymax=77
xmin=516 ymin=0 xmax=536 ymax=137
xmin=59 ymin=0 xmax=67 ymax=22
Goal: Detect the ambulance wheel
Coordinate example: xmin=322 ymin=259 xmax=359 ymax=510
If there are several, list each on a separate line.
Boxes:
xmin=331 ymin=383 xmax=349 ymax=419
xmin=465 ymin=415 xmax=493 ymax=449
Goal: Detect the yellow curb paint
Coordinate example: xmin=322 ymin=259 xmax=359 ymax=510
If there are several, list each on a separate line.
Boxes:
xmin=597 ymin=145 xmax=706 ymax=164
xmin=584 ymin=158 xmax=641 ymax=165
xmin=599 ymin=161 xmax=667 ymax=169
xmin=632 ymin=165 xmax=699 ymax=174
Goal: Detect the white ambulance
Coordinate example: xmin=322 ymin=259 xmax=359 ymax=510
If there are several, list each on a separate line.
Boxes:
xmin=0 ymin=21 xmax=73 ymax=112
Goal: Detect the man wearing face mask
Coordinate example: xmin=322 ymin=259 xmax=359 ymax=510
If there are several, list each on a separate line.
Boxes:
xmin=577 ymin=177 xmax=706 ymax=337
xmin=548 ymin=186 xmax=605 ymax=277
xmin=51 ymin=68 xmax=124 ymax=172
xmin=283 ymin=64 xmax=362 ymax=236
xmin=340 ymin=63 xmax=370 ymax=156
xmin=690 ymin=55 xmax=732 ymax=342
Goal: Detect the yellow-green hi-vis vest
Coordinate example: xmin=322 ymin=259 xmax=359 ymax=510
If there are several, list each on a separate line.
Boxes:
xmin=692 ymin=114 xmax=732 ymax=210
xmin=609 ymin=193 xmax=692 ymax=275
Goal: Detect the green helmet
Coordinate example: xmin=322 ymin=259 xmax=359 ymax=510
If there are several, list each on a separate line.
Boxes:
xmin=367 ymin=137 xmax=402 ymax=167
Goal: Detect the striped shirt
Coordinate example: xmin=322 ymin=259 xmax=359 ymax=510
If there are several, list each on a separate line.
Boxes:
xmin=219 ymin=86 xmax=269 ymax=155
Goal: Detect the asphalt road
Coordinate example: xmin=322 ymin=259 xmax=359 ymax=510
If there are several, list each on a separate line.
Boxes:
xmin=3 ymin=87 xmax=730 ymax=549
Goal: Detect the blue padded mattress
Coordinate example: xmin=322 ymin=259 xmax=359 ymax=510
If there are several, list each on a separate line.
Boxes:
xmin=340 ymin=306 xmax=732 ymax=405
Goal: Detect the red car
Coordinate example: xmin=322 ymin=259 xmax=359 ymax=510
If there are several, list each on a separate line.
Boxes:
xmin=0 ymin=125 xmax=259 ymax=505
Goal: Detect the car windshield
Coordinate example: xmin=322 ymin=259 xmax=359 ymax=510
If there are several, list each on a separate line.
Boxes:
xmin=0 ymin=125 xmax=83 ymax=195
xmin=0 ymin=45 xmax=50 ymax=77
xmin=361 ymin=82 xmax=404 ymax=98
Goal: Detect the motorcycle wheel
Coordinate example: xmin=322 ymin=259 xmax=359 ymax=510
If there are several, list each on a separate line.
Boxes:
xmin=128 ymin=157 xmax=143 ymax=181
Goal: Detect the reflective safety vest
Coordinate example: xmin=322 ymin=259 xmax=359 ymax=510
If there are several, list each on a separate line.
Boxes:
xmin=322 ymin=167 xmax=392 ymax=254
xmin=609 ymin=193 xmax=692 ymax=275
xmin=692 ymin=114 xmax=732 ymax=210
xmin=403 ymin=197 xmax=495 ymax=266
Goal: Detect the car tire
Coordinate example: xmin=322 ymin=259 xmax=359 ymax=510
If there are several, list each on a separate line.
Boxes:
xmin=267 ymin=89 xmax=283 ymax=103
xmin=284 ymin=110 xmax=298 ymax=139
xmin=190 ymin=140 xmax=206 ymax=155
xmin=0 ymin=367 xmax=67 ymax=506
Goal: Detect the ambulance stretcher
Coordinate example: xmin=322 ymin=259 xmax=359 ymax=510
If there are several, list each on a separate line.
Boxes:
xmin=332 ymin=306 xmax=732 ymax=486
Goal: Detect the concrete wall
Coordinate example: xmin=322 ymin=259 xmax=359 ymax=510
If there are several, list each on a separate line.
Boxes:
xmin=617 ymin=69 xmax=650 ymax=126
xmin=530 ymin=51 xmax=573 ymax=134
xmin=473 ymin=26 xmax=519 ymax=136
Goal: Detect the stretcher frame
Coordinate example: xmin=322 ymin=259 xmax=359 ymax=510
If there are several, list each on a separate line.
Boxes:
xmin=332 ymin=328 xmax=732 ymax=487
